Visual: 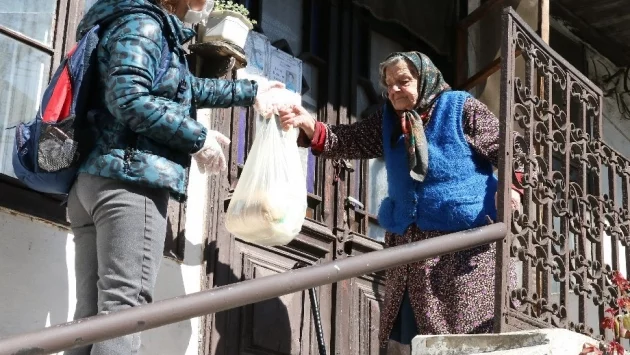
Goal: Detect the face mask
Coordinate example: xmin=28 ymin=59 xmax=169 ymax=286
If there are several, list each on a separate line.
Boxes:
xmin=183 ymin=0 xmax=215 ymax=24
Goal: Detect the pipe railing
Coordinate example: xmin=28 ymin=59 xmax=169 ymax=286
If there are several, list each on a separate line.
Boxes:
xmin=0 ymin=223 xmax=507 ymax=355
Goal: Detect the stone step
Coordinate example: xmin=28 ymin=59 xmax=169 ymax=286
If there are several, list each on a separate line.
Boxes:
xmin=412 ymin=328 xmax=597 ymax=355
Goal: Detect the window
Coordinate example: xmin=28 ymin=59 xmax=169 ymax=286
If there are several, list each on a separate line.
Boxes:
xmin=260 ymin=0 xmax=303 ymax=55
xmin=348 ymin=11 xmax=443 ymax=242
xmin=0 ymin=0 xmax=196 ymax=261
xmin=0 ymin=0 xmax=84 ymax=225
xmin=301 ymin=62 xmax=318 ymax=195
xmin=364 ymin=31 xmax=404 ymax=241
xmin=0 ymin=1 xmax=57 ymax=177
xmin=237 ymin=0 xmax=327 ymax=222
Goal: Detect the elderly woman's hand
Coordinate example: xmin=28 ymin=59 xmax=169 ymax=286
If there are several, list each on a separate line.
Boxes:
xmin=495 ymin=190 xmax=522 ymax=212
xmin=278 ymin=105 xmax=317 ymax=138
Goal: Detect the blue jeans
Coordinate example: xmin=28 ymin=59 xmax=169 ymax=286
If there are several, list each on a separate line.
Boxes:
xmin=65 ymin=174 xmax=169 ymax=355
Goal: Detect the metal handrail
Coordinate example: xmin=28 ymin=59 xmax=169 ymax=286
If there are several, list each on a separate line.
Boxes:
xmin=0 ymin=223 xmax=507 ymax=355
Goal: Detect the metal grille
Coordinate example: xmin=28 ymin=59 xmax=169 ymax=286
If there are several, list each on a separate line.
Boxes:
xmin=497 ymin=8 xmax=630 ymax=340
xmin=37 ymin=118 xmax=79 ymax=172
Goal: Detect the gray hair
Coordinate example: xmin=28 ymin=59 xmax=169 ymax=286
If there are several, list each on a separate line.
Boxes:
xmin=378 ymin=55 xmax=419 ymax=88
xmin=155 ymin=0 xmax=178 ymax=13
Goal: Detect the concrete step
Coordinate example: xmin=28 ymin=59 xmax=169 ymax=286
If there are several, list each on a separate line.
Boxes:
xmin=411 ymin=328 xmax=597 ymax=355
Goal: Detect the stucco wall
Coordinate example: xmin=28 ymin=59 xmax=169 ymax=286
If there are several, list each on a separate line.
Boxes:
xmin=0 ymin=210 xmax=199 ymax=354
xmin=551 ymin=16 xmax=630 ymax=156
xmin=466 ymin=1 xmax=630 ymax=152
xmin=0 ymin=107 xmax=213 ymax=354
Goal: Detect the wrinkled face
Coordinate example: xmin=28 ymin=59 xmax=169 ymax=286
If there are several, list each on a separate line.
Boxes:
xmin=385 ymin=60 xmax=419 ymax=112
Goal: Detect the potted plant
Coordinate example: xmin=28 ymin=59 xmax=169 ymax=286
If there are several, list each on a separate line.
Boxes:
xmin=201 ymin=0 xmax=257 ymax=50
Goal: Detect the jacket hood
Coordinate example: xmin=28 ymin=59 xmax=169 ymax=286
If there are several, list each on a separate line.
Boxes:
xmin=76 ymin=0 xmax=195 ymax=46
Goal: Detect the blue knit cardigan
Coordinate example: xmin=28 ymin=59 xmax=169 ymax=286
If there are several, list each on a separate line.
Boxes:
xmin=377 ymin=91 xmax=498 ymax=234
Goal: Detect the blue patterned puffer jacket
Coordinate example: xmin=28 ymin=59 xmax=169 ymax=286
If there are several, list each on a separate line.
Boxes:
xmin=75 ymin=0 xmax=257 ymax=201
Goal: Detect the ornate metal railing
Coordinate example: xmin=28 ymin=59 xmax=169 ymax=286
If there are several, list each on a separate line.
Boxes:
xmin=496 ymin=8 xmax=630 ymax=340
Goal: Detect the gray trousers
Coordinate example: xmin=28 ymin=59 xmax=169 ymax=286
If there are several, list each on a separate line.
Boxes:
xmin=65 ymin=174 xmax=169 ymax=355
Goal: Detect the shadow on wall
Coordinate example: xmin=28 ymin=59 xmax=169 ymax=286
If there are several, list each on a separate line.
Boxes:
xmin=0 ymin=211 xmax=70 ymax=339
xmin=140 ymin=259 xmax=192 ymax=355
xmin=141 ymin=223 xmax=204 ymax=355
xmin=0 ymin=212 xmax=202 ymax=355
xmin=206 ymin=240 xmax=294 ymax=355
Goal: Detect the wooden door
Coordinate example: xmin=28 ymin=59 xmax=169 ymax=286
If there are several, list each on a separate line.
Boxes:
xmin=198 ymin=1 xmax=447 ymax=354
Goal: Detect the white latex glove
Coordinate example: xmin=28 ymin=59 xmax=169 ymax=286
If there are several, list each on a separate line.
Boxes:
xmin=254 ymin=87 xmax=302 ymax=119
xmin=258 ymin=78 xmax=286 ymax=94
xmin=192 ymin=130 xmax=230 ymax=175
xmin=253 ymin=78 xmax=286 ymax=118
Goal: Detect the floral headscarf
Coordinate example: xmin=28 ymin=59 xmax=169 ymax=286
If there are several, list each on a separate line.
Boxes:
xmin=385 ymin=51 xmax=450 ymax=182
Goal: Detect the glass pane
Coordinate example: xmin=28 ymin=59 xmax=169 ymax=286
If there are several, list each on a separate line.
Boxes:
xmin=301 ymin=63 xmax=318 ymax=194
xmin=357 ymin=82 xmax=388 ymax=241
xmin=261 ymin=0 xmax=303 ymax=55
xmin=302 ymin=63 xmax=318 ymax=106
xmin=300 ymin=104 xmax=316 ymax=194
xmin=368 ymin=221 xmax=386 ymax=242
xmin=352 ymin=85 xmax=370 ymax=202
xmin=0 ymin=0 xmax=56 ymax=45
xmin=356 ymin=84 xmax=370 ymax=120
xmin=0 ymin=33 xmax=51 ymax=176
xmin=309 ymin=0 xmax=324 ymax=57
xmin=369 ymin=31 xmax=404 ymax=96
xmin=368 ymin=158 xmax=387 ymax=214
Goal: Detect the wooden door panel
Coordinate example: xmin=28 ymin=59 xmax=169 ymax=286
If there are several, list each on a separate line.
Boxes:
xmin=350 ymin=237 xmax=386 ymax=355
xmin=333 ymin=235 xmax=386 ymax=355
xmin=209 ymin=222 xmax=335 ymax=355
xmin=352 ymin=277 xmax=384 ymax=355
xmin=239 ymin=246 xmax=310 ymax=355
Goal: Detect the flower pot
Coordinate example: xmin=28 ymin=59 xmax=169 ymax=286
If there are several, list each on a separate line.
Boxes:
xmin=202 ymin=10 xmax=253 ymax=49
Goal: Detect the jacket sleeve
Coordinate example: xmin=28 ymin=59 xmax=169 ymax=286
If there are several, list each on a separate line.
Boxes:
xmin=462 ymin=97 xmax=499 ymax=166
xmin=314 ymin=109 xmax=385 ymax=160
xmin=103 ymin=17 xmax=206 ymax=154
xmin=192 ymin=77 xmax=258 ymax=108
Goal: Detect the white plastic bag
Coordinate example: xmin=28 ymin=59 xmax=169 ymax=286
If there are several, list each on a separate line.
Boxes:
xmin=225 ymin=94 xmax=307 ymax=246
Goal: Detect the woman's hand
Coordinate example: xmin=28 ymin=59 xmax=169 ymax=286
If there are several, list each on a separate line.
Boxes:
xmin=278 ymin=105 xmax=317 ymax=138
xmin=253 ymin=82 xmax=297 ymax=119
xmin=253 ymin=79 xmax=285 ymax=112
xmin=495 ymin=189 xmax=522 ymax=211
xmin=192 ymin=130 xmax=230 ymax=175
xmin=258 ymin=80 xmax=285 ymax=93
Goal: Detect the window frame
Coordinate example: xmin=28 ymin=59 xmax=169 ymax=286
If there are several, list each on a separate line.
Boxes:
xmin=239 ymin=0 xmax=453 ymax=242
xmin=347 ymin=5 xmax=451 ymax=240
xmin=0 ymin=1 xmax=188 ymax=261
xmin=0 ymin=0 xmax=86 ymax=226
xmin=238 ymin=0 xmax=329 ymax=223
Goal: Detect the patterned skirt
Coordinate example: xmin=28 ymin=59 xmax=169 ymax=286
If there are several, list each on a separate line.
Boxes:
xmin=378 ymin=225 xmax=498 ymax=348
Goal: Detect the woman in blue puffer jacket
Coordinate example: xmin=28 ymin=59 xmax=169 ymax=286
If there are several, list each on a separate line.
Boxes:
xmin=65 ymin=1 xmax=279 ymax=354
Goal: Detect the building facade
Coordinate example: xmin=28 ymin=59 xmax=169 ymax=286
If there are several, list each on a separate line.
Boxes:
xmin=0 ymin=0 xmax=629 ymax=354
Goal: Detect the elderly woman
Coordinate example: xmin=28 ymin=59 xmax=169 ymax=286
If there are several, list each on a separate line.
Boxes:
xmin=279 ymin=51 xmax=519 ymax=350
